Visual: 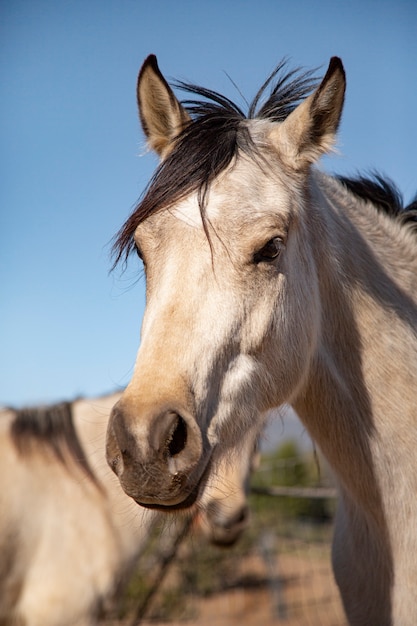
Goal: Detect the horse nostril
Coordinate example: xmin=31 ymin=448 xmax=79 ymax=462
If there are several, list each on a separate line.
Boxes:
xmin=121 ymin=448 xmax=131 ymax=462
xmin=235 ymin=505 xmax=249 ymax=526
xmin=166 ymin=414 xmax=187 ymax=457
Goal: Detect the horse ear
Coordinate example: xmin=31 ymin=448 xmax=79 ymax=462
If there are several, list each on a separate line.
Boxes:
xmin=270 ymin=57 xmax=346 ymax=169
xmin=137 ymin=55 xmax=191 ymax=159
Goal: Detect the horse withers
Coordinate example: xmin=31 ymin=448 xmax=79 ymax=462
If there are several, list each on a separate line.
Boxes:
xmin=107 ymin=54 xmax=417 ymax=625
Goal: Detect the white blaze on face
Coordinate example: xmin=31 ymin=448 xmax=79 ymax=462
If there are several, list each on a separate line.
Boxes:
xmin=170 ymin=185 xmax=226 ymax=230
xmin=171 ymin=195 xmax=204 ymax=229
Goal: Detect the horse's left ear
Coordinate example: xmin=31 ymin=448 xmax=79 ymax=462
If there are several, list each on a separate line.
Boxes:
xmin=270 ymin=57 xmax=346 ymax=169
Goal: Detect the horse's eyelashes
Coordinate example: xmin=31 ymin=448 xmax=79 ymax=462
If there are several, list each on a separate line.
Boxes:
xmin=253 ymin=237 xmax=283 ymax=264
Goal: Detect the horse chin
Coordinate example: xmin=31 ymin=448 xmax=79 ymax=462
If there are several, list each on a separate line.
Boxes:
xmin=134 ymin=488 xmax=199 ymax=512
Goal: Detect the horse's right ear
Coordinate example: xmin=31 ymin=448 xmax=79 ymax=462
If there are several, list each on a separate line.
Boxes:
xmin=137 ymin=55 xmax=191 ymax=159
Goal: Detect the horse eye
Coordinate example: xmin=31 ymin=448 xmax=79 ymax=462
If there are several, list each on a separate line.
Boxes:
xmin=254 ymin=237 xmax=283 ymax=264
xmin=135 ymin=245 xmax=143 ymax=261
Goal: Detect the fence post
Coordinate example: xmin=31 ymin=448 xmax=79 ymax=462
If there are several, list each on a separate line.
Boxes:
xmin=259 ymin=530 xmax=288 ymax=621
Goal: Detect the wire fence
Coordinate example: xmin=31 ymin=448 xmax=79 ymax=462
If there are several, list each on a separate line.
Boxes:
xmin=103 ymin=448 xmax=347 ymax=626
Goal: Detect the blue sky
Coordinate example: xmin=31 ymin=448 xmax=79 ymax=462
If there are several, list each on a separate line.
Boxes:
xmin=1 ymin=0 xmax=416 ymax=406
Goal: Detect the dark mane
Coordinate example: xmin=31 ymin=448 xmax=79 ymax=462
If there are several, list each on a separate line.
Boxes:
xmin=112 ymin=61 xmax=318 ymax=268
xmin=11 ymin=402 xmax=98 ymax=485
xmin=337 ymin=173 xmax=417 ymax=230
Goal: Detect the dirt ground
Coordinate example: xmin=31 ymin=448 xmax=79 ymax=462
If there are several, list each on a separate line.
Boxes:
xmin=109 ymin=549 xmax=347 ymax=626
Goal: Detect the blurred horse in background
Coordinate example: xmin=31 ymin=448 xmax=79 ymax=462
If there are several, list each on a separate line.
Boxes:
xmin=0 ymin=392 xmax=259 ymax=626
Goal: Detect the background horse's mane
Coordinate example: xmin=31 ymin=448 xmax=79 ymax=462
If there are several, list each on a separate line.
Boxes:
xmin=112 ymin=62 xmax=416 ymax=270
xmin=11 ymin=402 xmax=98 ymax=485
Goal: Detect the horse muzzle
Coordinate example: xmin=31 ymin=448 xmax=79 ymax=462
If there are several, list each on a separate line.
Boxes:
xmin=106 ymin=398 xmax=209 ymax=511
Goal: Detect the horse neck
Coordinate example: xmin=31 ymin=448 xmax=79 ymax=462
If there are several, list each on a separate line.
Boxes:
xmin=293 ymin=173 xmax=417 ymax=517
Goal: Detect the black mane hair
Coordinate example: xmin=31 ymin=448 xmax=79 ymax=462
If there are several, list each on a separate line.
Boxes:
xmin=11 ymin=402 xmax=99 ymax=486
xmin=112 ymin=60 xmax=318 ymax=268
xmin=338 ymin=173 xmax=417 ymax=229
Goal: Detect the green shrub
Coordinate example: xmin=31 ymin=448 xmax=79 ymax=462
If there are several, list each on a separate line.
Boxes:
xmin=250 ymin=440 xmax=332 ymax=521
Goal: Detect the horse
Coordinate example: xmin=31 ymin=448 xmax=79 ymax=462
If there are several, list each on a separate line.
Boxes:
xmin=0 ymin=392 xmax=258 ymax=626
xmin=106 ymin=53 xmax=417 ymax=625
